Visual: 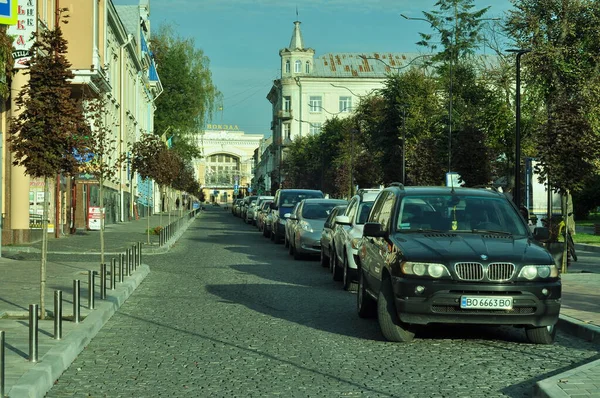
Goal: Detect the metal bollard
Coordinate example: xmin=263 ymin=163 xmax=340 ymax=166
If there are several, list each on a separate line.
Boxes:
xmin=119 ymin=253 xmax=125 ymax=280
xmin=159 ymin=229 xmax=163 ymax=246
xmin=29 ymin=304 xmax=38 ymax=362
xmin=132 ymin=245 xmax=137 ymax=271
xmin=138 ymin=241 xmax=142 ymax=266
xmin=73 ymin=280 xmax=80 ymax=323
xmin=126 ymin=249 xmax=131 ymax=276
xmin=54 ymin=291 xmax=62 ymax=340
xmin=88 ymin=270 xmax=95 ymax=310
xmin=100 ymin=263 xmax=106 ymax=300
xmin=1 ymin=330 xmax=5 ymax=397
xmin=110 ymin=259 xmax=116 ymax=290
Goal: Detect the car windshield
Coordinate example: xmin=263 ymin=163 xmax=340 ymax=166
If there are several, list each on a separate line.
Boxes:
xmin=395 ymin=194 xmax=529 ymax=236
xmin=302 ymin=202 xmax=344 ymax=220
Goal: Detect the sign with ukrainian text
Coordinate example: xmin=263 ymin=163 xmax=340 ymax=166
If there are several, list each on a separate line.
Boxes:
xmin=0 ymin=0 xmax=17 ymax=25
xmin=7 ymin=0 xmax=37 ymax=68
xmin=205 ymin=124 xmax=240 ymax=131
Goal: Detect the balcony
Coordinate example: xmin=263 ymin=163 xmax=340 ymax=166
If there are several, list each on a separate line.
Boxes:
xmin=277 ymin=110 xmax=292 ymax=120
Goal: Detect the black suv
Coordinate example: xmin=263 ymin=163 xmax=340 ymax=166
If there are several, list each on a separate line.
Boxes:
xmin=356 ymin=184 xmax=560 ymax=344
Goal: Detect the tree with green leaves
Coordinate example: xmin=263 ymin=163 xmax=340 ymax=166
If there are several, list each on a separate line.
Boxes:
xmin=8 ymin=14 xmax=90 ymax=319
xmin=506 ymin=0 xmax=600 ymax=195
xmin=81 ymin=92 xmax=125 ymax=264
xmin=151 ymin=25 xmax=220 ymax=161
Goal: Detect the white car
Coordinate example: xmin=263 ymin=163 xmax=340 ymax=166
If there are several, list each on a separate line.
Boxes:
xmin=331 ymin=189 xmax=381 ymax=291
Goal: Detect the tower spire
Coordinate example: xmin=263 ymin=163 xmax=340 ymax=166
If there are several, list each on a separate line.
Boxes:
xmin=289 ymin=20 xmax=304 ymax=50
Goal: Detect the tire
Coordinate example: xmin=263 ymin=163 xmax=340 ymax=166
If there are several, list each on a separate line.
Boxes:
xmin=329 ymin=247 xmax=335 ymax=273
xmin=284 ymin=234 xmax=289 ymax=248
xmin=270 ymin=230 xmax=275 ymax=241
xmin=377 ymin=279 xmax=415 ymax=342
xmin=293 ymin=244 xmax=303 ymax=260
xmin=288 ymin=238 xmax=294 ymax=255
xmin=357 ymin=270 xmax=376 ymax=318
xmin=525 ymin=324 xmax=556 ymax=344
xmin=343 ymin=254 xmax=358 ymax=292
xmin=332 ymin=250 xmax=343 ymax=281
xmin=320 ymin=247 xmax=329 ymax=267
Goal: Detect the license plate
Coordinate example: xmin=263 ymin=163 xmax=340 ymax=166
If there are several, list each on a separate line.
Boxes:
xmin=460 ymin=296 xmax=513 ymax=310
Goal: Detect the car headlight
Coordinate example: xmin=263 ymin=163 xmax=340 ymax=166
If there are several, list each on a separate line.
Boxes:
xmin=299 ymin=221 xmax=313 ymax=232
xmin=351 ymin=237 xmax=361 ymax=250
xmin=518 ymin=265 xmax=559 ymax=280
xmin=402 ymin=262 xmax=450 ymax=279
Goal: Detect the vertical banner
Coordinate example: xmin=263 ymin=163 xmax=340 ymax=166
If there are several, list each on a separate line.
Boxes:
xmin=7 ymin=0 xmax=37 ymax=68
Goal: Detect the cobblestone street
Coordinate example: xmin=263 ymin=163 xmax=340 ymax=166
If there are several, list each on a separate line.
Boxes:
xmin=45 ymin=208 xmax=600 ymax=397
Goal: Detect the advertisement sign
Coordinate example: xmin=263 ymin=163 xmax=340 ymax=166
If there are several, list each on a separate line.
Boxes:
xmin=88 ymin=207 xmax=104 ymax=231
xmin=8 ymin=0 xmax=37 ymax=68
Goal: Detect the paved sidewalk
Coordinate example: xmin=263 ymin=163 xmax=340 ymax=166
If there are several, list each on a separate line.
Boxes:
xmin=0 ymin=209 xmax=201 ymax=398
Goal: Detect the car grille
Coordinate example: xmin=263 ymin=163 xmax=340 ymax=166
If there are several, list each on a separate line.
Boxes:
xmin=454 ymin=262 xmax=515 ymax=282
xmin=431 ymin=305 xmax=535 ymax=314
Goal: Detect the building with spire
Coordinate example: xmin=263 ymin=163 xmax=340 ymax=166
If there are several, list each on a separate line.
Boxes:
xmin=258 ymin=20 xmax=421 ymax=193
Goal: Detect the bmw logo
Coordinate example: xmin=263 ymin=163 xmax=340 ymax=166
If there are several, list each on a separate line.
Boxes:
xmin=481 ymin=254 xmax=488 ymax=260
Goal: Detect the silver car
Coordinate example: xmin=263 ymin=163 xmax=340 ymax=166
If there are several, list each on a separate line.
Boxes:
xmin=288 ymin=198 xmax=348 ymax=260
xmin=332 ymin=189 xmax=381 ymax=290
xmin=320 ymin=204 xmax=348 ymax=268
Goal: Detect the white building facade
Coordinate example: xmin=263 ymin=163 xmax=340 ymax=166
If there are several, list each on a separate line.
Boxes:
xmin=258 ymin=20 xmax=420 ymax=192
xmin=193 ymin=125 xmax=263 ymax=203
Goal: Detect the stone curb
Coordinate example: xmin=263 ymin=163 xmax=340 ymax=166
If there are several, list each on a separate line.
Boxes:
xmin=534 ymin=358 xmax=600 ymax=398
xmin=7 ymin=264 xmax=150 ymax=398
xmin=534 ymin=315 xmax=600 ymax=397
xmin=575 ymin=243 xmax=600 ymax=254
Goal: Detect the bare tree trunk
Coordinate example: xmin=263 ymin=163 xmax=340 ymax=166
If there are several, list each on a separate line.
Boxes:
xmin=40 ymin=177 xmax=50 ymax=320
xmin=99 ymin=176 xmax=105 ymax=265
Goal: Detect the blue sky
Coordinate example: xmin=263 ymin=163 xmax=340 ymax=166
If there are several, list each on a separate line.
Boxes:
xmin=113 ymin=0 xmax=515 ymax=137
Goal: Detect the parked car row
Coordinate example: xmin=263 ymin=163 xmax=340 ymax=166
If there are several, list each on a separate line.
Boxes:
xmin=233 ymin=184 xmax=561 ymax=345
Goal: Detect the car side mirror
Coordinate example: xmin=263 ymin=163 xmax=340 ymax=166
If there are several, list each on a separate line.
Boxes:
xmin=284 ymin=213 xmax=292 ymax=219
xmin=289 ymin=215 xmax=298 ymax=220
xmin=363 ymin=222 xmax=387 ymax=238
xmin=270 ymin=203 xmax=277 ymax=210
xmin=533 ymin=227 xmax=550 ymax=242
xmin=335 ymin=215 xmax=351 ymax=226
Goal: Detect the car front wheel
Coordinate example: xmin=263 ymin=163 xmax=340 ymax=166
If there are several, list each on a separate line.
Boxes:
xmin=343 ymin=254 xmax=357 ymax=292
xmin=320 ymin=247 xmax=328 ymax=267
xmin=377 ymin=279 xmax=415 ymax=342
xmin=525 ymin=324 xmax=556 ymax=344
xmin=357 ymin=270 xmax=376 ymax=318
xmin=332 ymin=250 xmax=343 ymax=281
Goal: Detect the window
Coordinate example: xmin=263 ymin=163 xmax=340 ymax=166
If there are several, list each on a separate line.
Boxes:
xmin=283 ymin=123 xmax=291 ymax=140
xmin=295 ymin=60 xmax=302 ymax=73
xmin=309 ymin=96 xmax=322 ymax=113
xmin=309 ymin=122 xmax=322 ymax=135
xmin=339 ymin=96 xmax=352 ymax=113
xmin=305 ymin=61 xmax=310 ymax=73
xmin=205 ymin=154 xmax=240 ymax=186
xmin=285 ymin=60 xmax=290 ymax=73
xmin=283 ymin=96 xmax=291 ymax=111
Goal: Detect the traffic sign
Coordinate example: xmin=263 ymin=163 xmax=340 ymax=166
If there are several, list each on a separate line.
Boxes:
xmin=234 ymin=184 xmax=239 ymax=190
xmin=0 ymin=0 xmax=17 ymax=25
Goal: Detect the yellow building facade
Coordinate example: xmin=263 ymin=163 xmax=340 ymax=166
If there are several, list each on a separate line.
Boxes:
xmin=2 ymin=0 xmax=160 ymax=245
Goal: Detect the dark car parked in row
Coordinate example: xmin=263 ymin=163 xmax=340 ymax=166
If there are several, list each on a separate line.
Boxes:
xmin=356 ymin=184 xmax=560 ymax=344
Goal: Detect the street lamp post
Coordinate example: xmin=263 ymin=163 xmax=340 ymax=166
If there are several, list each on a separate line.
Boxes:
xmin=507 ymin=49 xmax=531 ymax=208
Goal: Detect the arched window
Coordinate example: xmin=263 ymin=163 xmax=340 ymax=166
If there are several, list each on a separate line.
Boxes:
xmin=305 ymin=61 xmax=310 ymax=73
xmin=285 ymin=60 xmax=290 ymax=73
xmin=294 ymin=60 xmax=302 ymax=73
xmin=206 ymin=154 xmax=240 ymax=186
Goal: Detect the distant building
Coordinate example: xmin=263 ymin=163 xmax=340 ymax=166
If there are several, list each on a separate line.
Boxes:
xmin=257 ymin=20 xmax=421 ymax=191
xmin=193 ymin=125 xmax=263 ymax=203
